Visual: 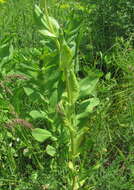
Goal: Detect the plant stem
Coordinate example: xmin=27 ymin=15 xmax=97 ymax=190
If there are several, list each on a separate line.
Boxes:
xmin=65 ymin=69 xmax=77 ymax=190
xmin=42 ymin=2 xmax=77 ymax=188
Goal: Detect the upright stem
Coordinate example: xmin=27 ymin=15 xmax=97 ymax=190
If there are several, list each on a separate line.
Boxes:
xmin=42 ymin=2 xmax=77 ymax=188
xmin=65 ymin=69 xmax=77 ymax=190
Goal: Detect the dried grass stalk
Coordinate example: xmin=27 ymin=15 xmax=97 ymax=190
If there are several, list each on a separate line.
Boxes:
xmin=6 ymin=74 xmax=28 ymax=81
xmin=6 ymin=118 xmax=33 ymax=129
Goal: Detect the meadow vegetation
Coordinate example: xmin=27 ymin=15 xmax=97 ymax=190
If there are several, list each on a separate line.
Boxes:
xmin=0 ymin=0 xmax=134 ymax=189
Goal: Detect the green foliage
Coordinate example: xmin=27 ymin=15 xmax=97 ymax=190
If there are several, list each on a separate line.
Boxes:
xmin=68 ymin=69 xmax=79 ymax=104
xmin=0 ymin=0 xmax=134 ymax=189
xmin=46 ymin=145 xmax=56 ymax=157
xmin=32 ymin=128 xmax=52 ymax=143
xmin=79 ymin=76 xmax=99 ymax=98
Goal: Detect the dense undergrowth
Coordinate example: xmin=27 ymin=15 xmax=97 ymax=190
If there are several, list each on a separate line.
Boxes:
xmin=0 ymin=0 xmax=134 ymax=189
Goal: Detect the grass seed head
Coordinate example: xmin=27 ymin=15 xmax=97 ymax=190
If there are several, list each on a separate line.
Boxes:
xmin=6 ymin=118 xmax=33 ymax=129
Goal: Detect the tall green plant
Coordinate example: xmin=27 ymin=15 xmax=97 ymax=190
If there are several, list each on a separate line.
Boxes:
xmin=34 ymin=1 xmax=99 ymax=189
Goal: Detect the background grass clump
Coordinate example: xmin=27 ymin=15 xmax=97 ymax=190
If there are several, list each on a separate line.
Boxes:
xmin=0 ymin=0 xmax=134 ymax=189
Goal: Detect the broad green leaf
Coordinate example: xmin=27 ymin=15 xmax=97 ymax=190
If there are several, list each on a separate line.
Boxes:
xmin=48 ymin=16 xmax=60 ymax=34
xmin=29 ymin=110 xmax=46 ymax=119
xmin=68 ymin=161 xmax=75 ymax=171
xmin=77 ymin=98 xmax=100 ymax=119
xmin=79 ymin=77 xmax=99 ymax=98
xmin=39 ymin=29 xmax=57 ymax=38
xmin=74 ymin=127 xmax=88 ymax=155
xmin=34 ymin=5 xmax=60 ymax=36
xmin=69 ymin=70 xmax=79 ymax=104
xmin=23 ymin=87 xmax=34 ymax=96
xmin=30 ymin=110 xmax=53 ymax=123
xmin=46 ymin=145 xmax=56 ymax=156
xmin=49 ymin=89 xmax=58 ymax=110
xmin=60 ymin=40 xmax=73 ymax=70
xmin=32 ymin=128 xmax=52 ymax=142
xmin=34 ymin=4 xmax=49 ymax=29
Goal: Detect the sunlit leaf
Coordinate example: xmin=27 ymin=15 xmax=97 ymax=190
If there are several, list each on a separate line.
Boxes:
xmin=39 ymin=29 xmax=57 ymax=38
xmin=23 ymin=87 xmax=34 ymax=96
xmin=32 ymin=128 xmax=52 ymax=142
xmin=69 ymin=70 xmax=79 ymax=104
xmin=79 ymin=77 xmax=99 ymax=98
xmin=60 ymin=40 xmax=73 ymax=70
xmin=29 ymin=110 xmax=46 ymax=119
xmin=77 ymin=98 xmax=100 ymax=119
xmin=46 ymin=145 xmax=56 ymax=156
